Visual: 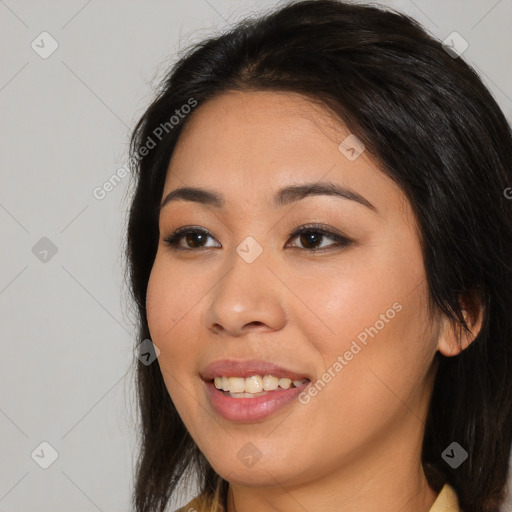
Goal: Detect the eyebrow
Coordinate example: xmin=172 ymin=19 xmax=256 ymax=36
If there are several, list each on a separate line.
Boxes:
xmin=160 ymin=181 xmax=377 ymax=213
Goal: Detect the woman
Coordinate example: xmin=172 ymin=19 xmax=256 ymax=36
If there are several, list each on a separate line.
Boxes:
xmin=125 ymin=1 xmax=512 ymax=511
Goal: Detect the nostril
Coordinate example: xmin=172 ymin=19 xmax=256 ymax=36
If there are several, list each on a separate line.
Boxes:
xmin=247 ymin=321 xmax=265 ymax=327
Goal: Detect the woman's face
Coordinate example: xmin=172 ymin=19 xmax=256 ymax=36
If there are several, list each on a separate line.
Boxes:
xmin=146 ymin=90 xmax=452 ymax=495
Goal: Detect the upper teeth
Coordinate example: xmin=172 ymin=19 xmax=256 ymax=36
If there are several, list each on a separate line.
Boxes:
xmin=214 ymin=375 xmax=308 ymax=393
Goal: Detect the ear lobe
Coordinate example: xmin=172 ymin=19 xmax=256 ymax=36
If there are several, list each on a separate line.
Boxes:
xmin=436 ymin=292 xmax=484 ymax=357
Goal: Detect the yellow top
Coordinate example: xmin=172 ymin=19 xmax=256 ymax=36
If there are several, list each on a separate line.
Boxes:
xmin=429 ymin=483 xmax=461 ymax=512
xmin=174 ymin=482 xmax=460 ymax=512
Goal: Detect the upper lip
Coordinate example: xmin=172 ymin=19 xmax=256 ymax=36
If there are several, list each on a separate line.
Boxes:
xmin=200 ymin=359 xmax=312 ymax=382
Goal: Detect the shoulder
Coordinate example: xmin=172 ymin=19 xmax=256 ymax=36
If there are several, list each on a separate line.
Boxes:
xmin=429 ymin=483 xmax=461 ymax=512
xmin=173 ymin=495 xmax=210 ymax=512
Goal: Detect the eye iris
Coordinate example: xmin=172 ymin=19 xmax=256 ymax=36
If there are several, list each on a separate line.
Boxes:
xmin=186 ymin=232 xmax=206 ymax=247
xmin=300 ymin=231 xmax=322 ymax=249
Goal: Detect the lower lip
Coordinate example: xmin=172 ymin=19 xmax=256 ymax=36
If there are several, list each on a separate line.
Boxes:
xmin=204 ymin=380 xmax=309 ymax=422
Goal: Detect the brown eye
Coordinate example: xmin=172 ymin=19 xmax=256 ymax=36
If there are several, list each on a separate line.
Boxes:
xmin=184 ymin=232 xmax=207 ymax=248
xmin=298 ymin=231 xmax=324 ymax=250
xmin=287 ymin=225 xmax=352 ymax=252
xmin=163 ymin=228 xmax=219 ymax=250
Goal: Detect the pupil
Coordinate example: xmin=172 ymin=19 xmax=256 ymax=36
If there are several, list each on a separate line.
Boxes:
xmin=301 ymin=231 xmax=321 ymax=248
xmin=187 ymin=233 xmax=205 ymax=247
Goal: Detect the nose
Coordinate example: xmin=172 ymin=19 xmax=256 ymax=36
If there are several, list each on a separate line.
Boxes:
xmin=204 ymin=246 xmax=287 ymax=337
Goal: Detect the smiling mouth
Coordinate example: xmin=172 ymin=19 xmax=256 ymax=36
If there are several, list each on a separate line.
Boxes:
xmin=210 ymin=375 xmax=310 ymax=398
xmin=204 ymin=376 xmax=311 ymax=422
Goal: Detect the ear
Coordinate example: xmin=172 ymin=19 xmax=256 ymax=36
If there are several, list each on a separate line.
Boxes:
xmin=436 ymin=292 xmax=484 ymax=357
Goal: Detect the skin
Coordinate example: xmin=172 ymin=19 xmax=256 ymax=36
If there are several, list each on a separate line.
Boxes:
xmin=146 ymin=90 xmax=481 ymax=512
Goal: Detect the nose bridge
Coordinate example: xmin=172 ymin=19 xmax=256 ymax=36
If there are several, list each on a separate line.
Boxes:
xmin=205 ymin=233 xmax=286 ymax=335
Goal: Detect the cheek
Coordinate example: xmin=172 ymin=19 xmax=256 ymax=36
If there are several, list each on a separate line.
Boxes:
xmin=145 ymin=261 xmax=171 ymax=343
xmin=299 ymin=244 xmax=435 ymax=417
xmin=293 ymin=307 xmax=435 ymax=467
xmin=146 ymin=258 xmax=198 ymax=413
xmin=146 ymin=255 xmax=198 ymax=344
xmin=145 ymin=257 xmax=194 ymax=382
xmin=145 ymin=255 xmax=210 ymax=383
xmin=295 ymin=259 xmax=394 ymax=356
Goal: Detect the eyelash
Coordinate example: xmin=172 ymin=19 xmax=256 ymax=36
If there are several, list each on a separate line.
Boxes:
xmin=162 ymin=223 xmax=352 ymax=253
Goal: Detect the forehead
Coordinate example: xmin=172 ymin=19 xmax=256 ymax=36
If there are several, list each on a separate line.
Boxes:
xmin=162 ymin=90 xmax=405 ymax=217
xmin=169 ymin=90 xmax=347 ymax=168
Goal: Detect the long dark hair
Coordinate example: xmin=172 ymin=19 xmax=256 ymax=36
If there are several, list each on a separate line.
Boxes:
xmin=125 ymin=1 xmax=512 ymax=511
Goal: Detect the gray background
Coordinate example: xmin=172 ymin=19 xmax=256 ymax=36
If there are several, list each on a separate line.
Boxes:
xmin=1 ymin=0 xmax=511 ymax=510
